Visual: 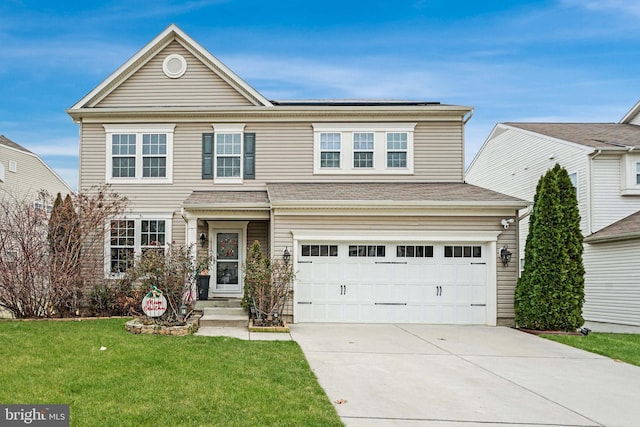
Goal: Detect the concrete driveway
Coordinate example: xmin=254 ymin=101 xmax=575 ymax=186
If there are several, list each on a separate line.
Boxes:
xmin=290 ymin=324 xmax=640 ymax=426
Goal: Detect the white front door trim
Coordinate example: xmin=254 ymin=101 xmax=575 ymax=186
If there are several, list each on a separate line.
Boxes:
xmin=208 ymin=221 xmax=248 ymax=295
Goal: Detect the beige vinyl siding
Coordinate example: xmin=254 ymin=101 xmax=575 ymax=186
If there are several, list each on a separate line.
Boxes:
xmin=271 ymin=213 xmax=518 ymax=322
xmin=80 ymin=120 xmax=466 ymax=205
xmin=0 ymin=145 xmax=72 ymax=200
xmin=247 ymin=220 xmax=270 ymax=257
xmin=590 ymin=155 xmax=640 ymax=233
xmin=583 ymin=240 xmax=640 ymax=326
xmin=97 ymin=41 xmax=253 ymax=107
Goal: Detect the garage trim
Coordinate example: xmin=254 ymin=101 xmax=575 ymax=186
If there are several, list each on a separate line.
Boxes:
xmin=291 ymin=230 xmax=501 ymax=325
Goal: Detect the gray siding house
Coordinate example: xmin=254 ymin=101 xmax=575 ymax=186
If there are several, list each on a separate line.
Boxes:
xmin=68 ymin=25 xmax=525 ymax=325
xmin=466 ymin=102 xmax=640 ymax=327
xmin=0 ymin=134 xmax=73 ymax=205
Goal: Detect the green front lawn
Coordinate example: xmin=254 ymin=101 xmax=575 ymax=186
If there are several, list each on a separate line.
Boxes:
xmin=0 ymin=319 xmax=342 ymax=426
xmin=543 ymin=332 xmax=640 ymax=367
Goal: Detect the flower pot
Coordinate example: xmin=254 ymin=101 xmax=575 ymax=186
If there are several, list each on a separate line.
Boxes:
xmin=197 ymin=275 xmax=210 ymax=301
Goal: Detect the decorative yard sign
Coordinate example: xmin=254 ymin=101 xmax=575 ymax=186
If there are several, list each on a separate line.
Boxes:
xmin=142 ymin=286 xmax=167 ymax=317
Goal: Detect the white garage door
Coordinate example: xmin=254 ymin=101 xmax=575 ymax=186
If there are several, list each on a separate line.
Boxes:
xmin=295 ymin=242 xmax=487 ymax=324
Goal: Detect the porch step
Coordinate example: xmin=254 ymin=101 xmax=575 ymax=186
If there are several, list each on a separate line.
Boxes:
xmin=199 ymin=306 xmax=248 ymax=328
xmin=194 ymin=298 xmax=243 ymax=310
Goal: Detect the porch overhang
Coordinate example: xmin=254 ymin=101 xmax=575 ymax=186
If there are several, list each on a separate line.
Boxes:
xmin=182 ymin=190 xmax=271 ymax=220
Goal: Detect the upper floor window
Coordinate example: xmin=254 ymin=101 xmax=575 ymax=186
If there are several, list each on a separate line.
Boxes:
xmin=0 ymin=162 xmax=4 ymax=182
xmin=386 ymin=133 xmax=407 ymax=168
xmin=216 ymin=133 xmax=242 ymax=177
xmin=353 ymin=133 xmax=374 ymax=168
xmin=104 ymin=124 xmax=175 ymax=184
xmin=313 ymin=123 xmax=415 ymax=175
xmin=620 ymin=155 xmax=640 ymax=195
xmin=320 ymin=133 xmax=341 ymax=168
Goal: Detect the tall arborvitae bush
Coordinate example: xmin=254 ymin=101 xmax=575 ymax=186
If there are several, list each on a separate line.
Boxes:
xmin=515 ymin=164 xmax=584 ymax=330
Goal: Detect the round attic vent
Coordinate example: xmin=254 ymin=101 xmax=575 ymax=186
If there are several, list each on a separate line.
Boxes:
xmin=162 ymin=54 xmax=187 ymax=78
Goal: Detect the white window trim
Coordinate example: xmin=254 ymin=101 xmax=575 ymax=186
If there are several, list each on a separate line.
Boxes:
xmin=104 ymin=124 xmax=175 ymax=184
xmin=313 ymin=123 xmax=415 ymax=175
xmin=8 ymin=160 xmax=17 ymax=173
xmin=0 ymin=161 xmax=4 ymax=182
xmin=620 ymin=154 xmax=640 ymax=195
xmin=212 ymin=124 xmax=246 ymax=184
xmin=104 ymin=214 xmax=173 ymax=278
xmin=568 ymin=171 xmax=579 ymax=201
xmin=353 ymin=132 xmax=374 ymax=169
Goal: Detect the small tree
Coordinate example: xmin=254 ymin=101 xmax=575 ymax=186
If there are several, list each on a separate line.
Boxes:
xmin=48 ymin=193 xmax=82 ymax=316
xmin=244 ymin=240 xmax=294 ymax=326
xmin=515 ymin=164 xmax=584 ymax=330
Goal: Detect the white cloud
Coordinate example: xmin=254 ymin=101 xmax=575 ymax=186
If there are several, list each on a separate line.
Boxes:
xmin=562 ymin=0 xmax=640 ymax=17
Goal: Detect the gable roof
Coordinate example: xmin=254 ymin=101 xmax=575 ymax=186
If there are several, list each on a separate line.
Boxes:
xmin=70 ymin=24 xmax=272 ymax=110
xmin=585 ymin=210 xmax=640 ymax=243
xmin=504 ymin=123 xmax=640 ymax=150
xmin=620 ymin=100 xmax=640 ymax=124
xmin=0 ymin=134 xmax=32 ymax=154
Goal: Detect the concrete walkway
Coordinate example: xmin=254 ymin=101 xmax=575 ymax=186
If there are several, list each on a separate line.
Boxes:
xmin=290 ymin=324 xmax=640 ymax=427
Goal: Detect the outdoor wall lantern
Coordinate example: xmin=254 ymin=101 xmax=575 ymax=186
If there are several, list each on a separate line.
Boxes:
xmin=500 ymin=245 xmax=512 ymax=267
xmin=283 ymin=247 xmax=291 ymax=265
xmin=199 ymin=233 xmax=207 ymax=248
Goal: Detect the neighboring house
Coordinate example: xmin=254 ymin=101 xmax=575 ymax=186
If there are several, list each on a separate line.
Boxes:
xmin=67 ymin=24 xmax=526 ymax=325
xmin=0 ymin=134 xmax=74 ymax=208
xmin=466 ymin=103 xmax=640 ymax=327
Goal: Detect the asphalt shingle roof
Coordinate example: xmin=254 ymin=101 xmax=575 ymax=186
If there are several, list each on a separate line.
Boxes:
xmin=505 ymin=123 xmax=640 ymax=149
xmin=183 ymin=191 xmax=270 ymax=206
xmin=586 ymin=210 xmax=640 ymax=243
xmin=0 ymin=135 xmax=32 ymax=153
xmin=266 ymin=182 xmax=525 ymax=204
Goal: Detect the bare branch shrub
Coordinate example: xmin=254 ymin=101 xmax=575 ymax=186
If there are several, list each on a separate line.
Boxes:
xmin=0 ymin=185 xmax=127 ymax=318
xmin=244 ymin=240 xmax=294 ymax=326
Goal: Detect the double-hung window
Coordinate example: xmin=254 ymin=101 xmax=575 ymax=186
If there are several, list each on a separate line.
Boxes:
xmin=207 ymin=124 xmax=246 ymax=184
xmin=620 ymin=155 xmax=640 ymax=195
xmin=320 ymin=133 xmax=341 ymax=168
xmin=313 ymin=123 xmax=415 ymax=174
xmin=104 ymin=124 xmax=174 ymax=184
xmin=107 ymin=216 xmax=171 ymax=276
xmin=353 ymin=132 xmax=374 ymax=168
xmin=386 ymin=132 xmax=407 ymax=168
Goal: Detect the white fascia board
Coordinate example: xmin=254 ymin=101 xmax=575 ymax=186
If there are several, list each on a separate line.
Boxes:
xmin=291 ymin=229 xmax=502 ymax=242
xmin=270 ymin=200 xmax=529 ymax=209
xmin=620 ymin=100 xmax=640 ymax=124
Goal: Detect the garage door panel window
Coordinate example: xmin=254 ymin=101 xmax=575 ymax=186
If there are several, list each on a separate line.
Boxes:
xmin=301 ymin=244 xmax=338 ymax=257
xmin=349 ymin=245 xmax=385 ymax=257
xmin=444 ymin=245 xmax=482 ymax=258
xmin=397 ymin=245 xmax=434 ymax=258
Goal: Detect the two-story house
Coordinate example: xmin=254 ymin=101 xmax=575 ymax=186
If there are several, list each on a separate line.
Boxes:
xmin=67 ymin=24 xmax=525 ymax=325
xmin=466 ymin=103 xmax=640 ymax=327
xmin=0 ymin=134 xmax=73 ymax=207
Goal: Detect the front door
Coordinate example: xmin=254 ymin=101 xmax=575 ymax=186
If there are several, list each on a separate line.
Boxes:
xmin=214 ymin=231 xmax=242 ymax=293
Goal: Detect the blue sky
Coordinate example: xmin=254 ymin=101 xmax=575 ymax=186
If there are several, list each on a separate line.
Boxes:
xmin=1 ymin=0 xmax=639 ymax=189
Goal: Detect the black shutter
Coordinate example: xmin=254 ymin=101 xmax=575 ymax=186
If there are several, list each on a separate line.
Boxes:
xmin=244 ymin=133 xmax=256 ymax=180
xmin=202 ymin=133 xmax=214 ymax=179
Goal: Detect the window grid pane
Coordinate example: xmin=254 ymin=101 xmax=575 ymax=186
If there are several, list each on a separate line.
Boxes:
xmin=110 ymin=220 xmax=135 ymax=273
xmin=143 ymin=157 xmax=167 ymax=177
xmin=112 ymin=134 xmax=136 ymax=155
xmin=141 ymin=220 xmax=166 ymax=247
xmin=217 ymin=157 xmax=241 ymax=177
xmin=142 ymin=134 xmax=167 ymax=155
xmin=320 ymin=133 xmax=341 ymax=168
xmin=387 ymin=152 xmax=407 ymax=168
xmin=636 ymin=162 xmax=640 ymax=185
xmin=216 ymin=134 xmax=241 ymax=155
xmin=320 ymin=152 xmax=340 ymax=168
xmin=112 ymin=157 xmax=136 ymax=178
